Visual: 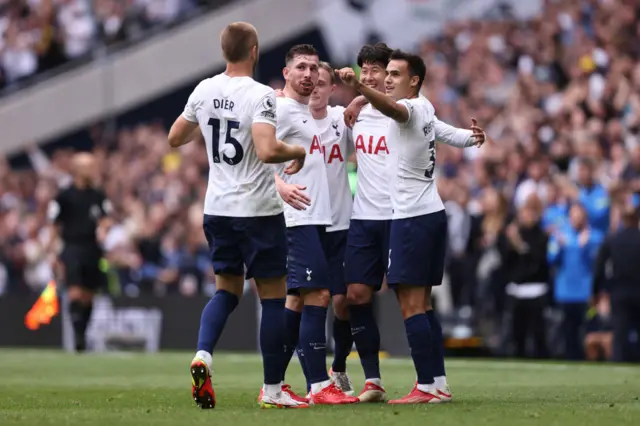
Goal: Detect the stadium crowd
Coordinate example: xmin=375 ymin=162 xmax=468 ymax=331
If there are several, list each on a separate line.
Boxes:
xmin=0 ymin=0 xmax=232 ymax=90
xmin=1 ymin=0 xmax=639 ymax=360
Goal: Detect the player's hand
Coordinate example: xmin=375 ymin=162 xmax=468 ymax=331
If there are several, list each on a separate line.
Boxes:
xmin=284 ymin=146 xmax=306 ymax=175
xmin=335 ymin=68 xmax=359 ymax=89
xmin=344 ymin=95 xmax=366 ymax=128
xmin=277 ymin=182 xmax=311 ymax=211
xmin=284 ymin=158 xmax=304 ymax=175
xmin=470 ymin=118 xmax=486 ymax=147
xmin=275 ymin=89 xmax=285 ymax=98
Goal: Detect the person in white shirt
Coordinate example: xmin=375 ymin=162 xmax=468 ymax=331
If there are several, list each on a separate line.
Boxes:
xmin=167 ymin=22 xmax=307 ymax=410
xmin=270 ymin=45 xmax=359 ymax=406
xmin=309 ymin=62 xmax=355 ymax=395
xmin=337 ymin=47 xmax=484 ymax=405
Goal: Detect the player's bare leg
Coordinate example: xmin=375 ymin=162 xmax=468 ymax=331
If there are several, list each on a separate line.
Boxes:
xmin=424 ymin=288 xmax=451 ymax=401
xmin=256 ymin=277 xmax=309 ymax=409
xmin=347 ymin=284 xmax=386 ymax=402
xmin=389 ymin=285 xmax=440 ymax=405
xmin=302 ymin=289 xmax=358 ymax=405
xmin=329 ymin=294 xmax=355 ymax=395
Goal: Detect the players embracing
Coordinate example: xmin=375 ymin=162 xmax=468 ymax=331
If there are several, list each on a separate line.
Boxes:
xmin=270 ymin=45 xmax=359 ymax=405
xmin=171 ymin=19 xmax=485 ymax=409
xmin=336 ymin=45 xmax=485 ymax=404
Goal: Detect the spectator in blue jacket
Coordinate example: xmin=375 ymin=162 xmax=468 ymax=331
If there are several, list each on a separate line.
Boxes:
xmin=576 ymin=158 xmax=610 ymax=235
xmin=542 ymin=182 xmax=569 ymax=234
xmin=547 ymin=203 xmax=604 ymax=360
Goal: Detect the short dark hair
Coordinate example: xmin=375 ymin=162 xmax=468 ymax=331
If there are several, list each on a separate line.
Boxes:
xmin=389 ymin=49 xmax=426 ymax=95
xmin=357 ymin=42 xmax=393 ymax=68
xmin=220 ymin=22 xmax=258 ymax=63
xmin=319 ymin=61 xmax=336 ymax=84
xmin=285 ymin=44 xmax=318 ymax=64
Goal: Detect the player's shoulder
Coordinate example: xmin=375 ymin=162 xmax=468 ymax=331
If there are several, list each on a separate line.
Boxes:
xmin=276 ymin=96 xmax=300 ymax=114
xmin=242 ymin=79 xmax=274 ymax=99
xmin=328 ymin=105 xmax=345 ymax=117
xmin=358 ymin=103 xmax=381 ymax=121
xmin=404 ymin=95 xmax=435 ymax=123
xmin=408 ymin=95 xmax=435 ymax=111
xmin=192 ymin=76 xmax=217 ymax=94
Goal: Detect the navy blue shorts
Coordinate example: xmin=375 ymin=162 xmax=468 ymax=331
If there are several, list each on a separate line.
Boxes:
xmin=344 ymin=219 xmax=391 ymax=290
xmin=387 ymin=210 xmax=448 ymax=288
xmin=326 ymin=230 xmax=348 ymax=295
xmin=286 ymin=225 xmax=335 ymax=294
xmin=203 ymin=214 xmax=287 ymax=280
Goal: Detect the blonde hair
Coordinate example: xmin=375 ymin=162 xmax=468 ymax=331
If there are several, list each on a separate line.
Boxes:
xmin=319 ymin=61 xmax=336 ymax=84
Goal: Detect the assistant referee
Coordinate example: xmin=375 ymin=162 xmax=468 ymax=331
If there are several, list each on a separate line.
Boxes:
xmin=47 ymin=153 xmax=113 ymax=352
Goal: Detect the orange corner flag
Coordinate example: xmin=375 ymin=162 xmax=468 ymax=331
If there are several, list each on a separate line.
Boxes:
xmin=25 ymin=281 xmax=60 ymax=330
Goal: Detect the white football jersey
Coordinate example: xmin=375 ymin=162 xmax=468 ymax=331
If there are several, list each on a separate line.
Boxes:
xmin=275 ymin=97 xmax=332 ymax=228
xmin=387 ymin=95 xmax=444 ymax=219
xmin=351 ymin=104 xmax=392 ymax=220
xmin=182 ymin=74 xmax=282 ymax=217
xmin=317 ymin=106 xmax=353 ymax=232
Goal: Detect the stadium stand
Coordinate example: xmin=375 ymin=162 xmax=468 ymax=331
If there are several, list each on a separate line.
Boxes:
xmin=1 ymin=0 xmax=639 ymax=359
xmin=0 ymin=0 xmax=235 ymax=94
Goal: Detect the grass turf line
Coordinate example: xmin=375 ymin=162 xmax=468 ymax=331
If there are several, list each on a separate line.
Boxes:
xmin=0 ymin=350 xmax=638 ymax=426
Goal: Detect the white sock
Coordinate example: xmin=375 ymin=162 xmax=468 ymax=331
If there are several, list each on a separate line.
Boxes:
xmin=311 ymin=379 xmax=332 ymax=394
xmin=434 ymin=376 xmax=447 ymax=389
xmin=263 ymin=384 xmax=281 ymax=398
xmin=365 ymin=378 xmax=382 ymax=387
xmin=194 ymin=350 xmax=212 ymax=370
xmin=416 ymin=383 xmax=437 ymax=394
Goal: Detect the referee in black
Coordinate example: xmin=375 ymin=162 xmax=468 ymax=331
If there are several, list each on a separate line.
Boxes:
xmin=47 ymin=153 xmax=113 ymax=352
xmin=593 ymin=205 xmax=640 ymax=362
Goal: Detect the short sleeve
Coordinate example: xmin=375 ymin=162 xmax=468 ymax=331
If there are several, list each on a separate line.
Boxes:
xmin=395 ymin=99 xmax=415 ymax=128
xmin=182 ymin=82 xmax=204 ymax=123
xmin=252 ymin=90 xmax=277 ymax=127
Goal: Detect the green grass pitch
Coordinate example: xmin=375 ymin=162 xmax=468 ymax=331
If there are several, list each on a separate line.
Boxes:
xmin=0 ymin=349 xmax=639 ymax=426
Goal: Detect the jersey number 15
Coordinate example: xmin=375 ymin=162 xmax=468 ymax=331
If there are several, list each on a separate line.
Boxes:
xmin=208 ymin=118 xmax=244 ymax=165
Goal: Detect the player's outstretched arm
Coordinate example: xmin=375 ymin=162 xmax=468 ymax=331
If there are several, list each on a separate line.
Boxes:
xmin=335 ymin=68 xmax=409 ymax=123
xmin=252 ymin=123 xmax=306 ymax=166
xmin=435 ymin=117 xmax=486 ymax=148
xmin=168 ymin=116 xmax=200 ymax=147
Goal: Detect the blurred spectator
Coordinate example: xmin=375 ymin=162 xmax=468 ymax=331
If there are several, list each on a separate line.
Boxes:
xmin=514 ymin=156 xmax=549 ymax=209
xmin=593 ymin=207 xmax=640 ymax=362
xmin=0 ymin=0 xmax=224 ymax=91
xmin=541 ymin=182 xmax=569 ymax=234
xmin=57 ymin=0 xmax=95 ymax=60
xmin=547 ymin=203 xmax=603 ymax=360
xmin=501 ymin=202 xmax=549 ymax=358
xmin=444 ymin=183 xmax=473 ymax=309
